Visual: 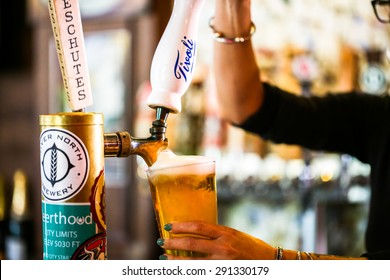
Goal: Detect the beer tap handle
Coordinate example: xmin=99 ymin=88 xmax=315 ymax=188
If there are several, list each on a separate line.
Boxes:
xmin=147 ymin=0 xmax=205 ymax=114
xmin=48 ymin=0 xmax=93 ymax=112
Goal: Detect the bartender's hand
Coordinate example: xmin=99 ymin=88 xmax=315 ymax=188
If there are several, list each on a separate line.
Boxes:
xmin=157 ymin=221 xmax=275 ymax=260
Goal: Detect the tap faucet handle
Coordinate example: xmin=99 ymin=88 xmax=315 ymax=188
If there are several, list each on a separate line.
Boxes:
xmin=147 ymin=0 xmax=205 ymax=113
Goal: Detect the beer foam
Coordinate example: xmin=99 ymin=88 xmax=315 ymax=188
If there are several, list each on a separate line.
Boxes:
xmin=148 ymin=149 xmax=215 ymax=174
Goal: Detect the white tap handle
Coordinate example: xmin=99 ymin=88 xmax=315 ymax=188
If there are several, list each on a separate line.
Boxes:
xmin=147 ymin=0 xmax=205 ymax=114
xmin=48 ymin=0 xmax=93 ymax=111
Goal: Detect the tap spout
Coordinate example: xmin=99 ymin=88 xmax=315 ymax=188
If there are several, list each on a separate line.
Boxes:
xmin=104 ymin=107 xmax=171 ymax=166
xmin=104 ymin=132 xmax=168 ymax=166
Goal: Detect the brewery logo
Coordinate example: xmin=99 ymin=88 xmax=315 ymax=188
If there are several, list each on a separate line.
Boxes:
xmin=40 ymin=128 xmax=89 ymax=201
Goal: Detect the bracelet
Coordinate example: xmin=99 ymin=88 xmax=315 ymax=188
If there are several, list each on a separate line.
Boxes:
xmin=275 ymin=246 xmax=283 ymax=260
xmin=296 ymin=251 xmax=302 ymax=260
xmin=208 ymin=17 xmax=256 ymax=44
xmin=304 ymin=252 xmax=314 ymax=260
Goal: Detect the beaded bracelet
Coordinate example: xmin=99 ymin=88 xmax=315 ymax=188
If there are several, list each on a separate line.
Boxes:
xmin=208 ymin=17 xmax=256 ymax=44
xmin=275 ymin=246 xmax=283 ymax=260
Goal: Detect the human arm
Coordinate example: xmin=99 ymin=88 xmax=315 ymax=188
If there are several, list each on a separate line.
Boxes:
xmin=157 ymin=221 xmax=367 ymax=260
xmin=213 ymin=0 xmax=263 ymax=124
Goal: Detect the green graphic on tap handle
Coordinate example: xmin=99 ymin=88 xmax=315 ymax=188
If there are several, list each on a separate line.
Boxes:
xmin=42 ymin=202 xmax=97 ymax=260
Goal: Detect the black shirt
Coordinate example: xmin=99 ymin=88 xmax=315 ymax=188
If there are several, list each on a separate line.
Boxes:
xmin=238 ymin=82 xmax=390 ymax=259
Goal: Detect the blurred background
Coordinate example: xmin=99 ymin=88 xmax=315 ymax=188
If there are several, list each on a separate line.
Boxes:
xmin=0 ymin=0 xmax=387 ymax=259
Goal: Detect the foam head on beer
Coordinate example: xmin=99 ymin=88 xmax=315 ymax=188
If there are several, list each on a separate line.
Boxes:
xmin=147 ymin=149 xmax=215 ymax=173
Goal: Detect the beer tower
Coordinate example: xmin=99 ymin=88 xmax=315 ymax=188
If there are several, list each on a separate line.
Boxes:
xmin=39 ymin=0 xmax=205 ymax=260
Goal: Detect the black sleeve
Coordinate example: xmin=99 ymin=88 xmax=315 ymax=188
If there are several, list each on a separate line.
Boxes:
xmin=361 ymin=250 xmax=390 ymax=260
xmin=237 ymin=82 xmax=390 ymax=164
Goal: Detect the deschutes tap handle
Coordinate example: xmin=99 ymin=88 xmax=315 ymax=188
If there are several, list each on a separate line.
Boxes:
xmin=147 ymin=0 xmax=205 ymax=114
xmin=48 ymin=0 xmax=93 ymax=111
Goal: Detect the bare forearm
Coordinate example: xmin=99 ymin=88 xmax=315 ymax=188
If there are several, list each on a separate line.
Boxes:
xmin=214 ymin=0 xmax=263 ymax=124
xmin=158 ymin=221 xmax=369 ymax=260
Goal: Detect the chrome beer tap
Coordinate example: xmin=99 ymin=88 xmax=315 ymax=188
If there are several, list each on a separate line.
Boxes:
xmin=103 ymin=107 xmax=170 ymax=166
xmin=104 ymin=0 xmax=205 ymax=166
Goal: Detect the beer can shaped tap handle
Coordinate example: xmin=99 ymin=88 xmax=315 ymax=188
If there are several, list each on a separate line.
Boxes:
xmin=147 ymin=0 xmax=205 ymax=114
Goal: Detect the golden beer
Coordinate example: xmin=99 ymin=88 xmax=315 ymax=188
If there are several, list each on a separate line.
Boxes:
xmin=147 ymin=154 xmax=217 ymax=257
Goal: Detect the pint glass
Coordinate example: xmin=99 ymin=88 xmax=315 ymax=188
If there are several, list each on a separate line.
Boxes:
xmin=146 ymin=154 xmax=217 ymax=257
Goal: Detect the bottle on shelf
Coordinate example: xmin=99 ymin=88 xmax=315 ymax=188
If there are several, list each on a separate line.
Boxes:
xmin=5 ymin=170 xmax=34 ymax=259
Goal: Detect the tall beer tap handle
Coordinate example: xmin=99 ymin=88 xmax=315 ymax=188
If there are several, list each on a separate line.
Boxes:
xmin=48 ymin=0 xmax=93 ymax=112
xmin=147 ymin=0 xmax=205 ymax=114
